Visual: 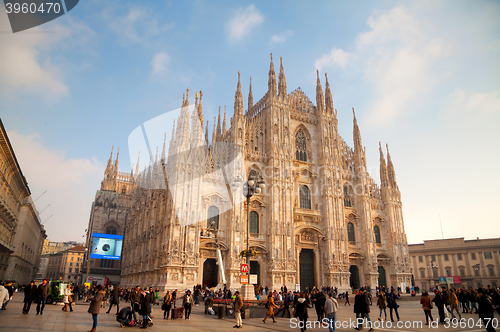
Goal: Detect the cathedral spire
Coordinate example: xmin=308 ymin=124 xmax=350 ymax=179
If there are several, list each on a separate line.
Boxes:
xmin=379 ymin=142 xmax=388 ymax=186
xmin=135 ymin=151 xmax=140 ymax=177
xmin=268 ymin=53 xmax=277 ymax=97
xmin=324 ymin=72 xmax=333 ymax=114
xmin=316 ymin=70 xmax=324 ymax=113
xmin=212 ymin=117 xmax=216 ymax=143
xmin=248 ymin=77 xmax=253 ymax=111
xmin=114 ymin=147 xmax=120 ymax=175
xmin=185 ymin=87 xmax=190 ymax=107
xmin=386 ymin=144 xmax=397 ymax=187
xmin=198 ymin=90 xmax=204 ymax=130
xmin=106 ymin=146 xmax=114 ymax=171
xmin=205 ymin=120 xmax=209 ymax=144
xmin=234 ymin=71 xmax=244 ymax=116
xmin=222 ymin=106 xmax=227 ymax=137
xmin=278 ymin=56 xmax=287 ymax=98
xmin=353 ymin=108 xmax=362 ymax=150
xmin=161 ymin=133 xmax=166 ymax=161
xmin=216 ymin=107 xmax=221 ymax=141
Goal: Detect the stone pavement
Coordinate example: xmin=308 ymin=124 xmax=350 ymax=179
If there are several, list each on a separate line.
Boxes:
xmin=0 ymin=295 xmax=497 ymax=331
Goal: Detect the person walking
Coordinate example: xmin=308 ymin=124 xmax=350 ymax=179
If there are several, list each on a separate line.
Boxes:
xmin=281 ymin=291 xmax=291 ymax=317
xmin=162 ymin=291 xmax=172 ymax=319
xmin=345 ymin=291 xmax=350 ymax=306
xmin=23 ymin=281 xmax=37 ymax=314
xmin=36 ymin=279 xmax=50 ymax=315
xmin=324 ymin=292 xmax=338 ymax=332
xmin=106 ymin=286 xmax=120 ymax=315
xmin=387 ymin=290 xmax=400 ymax=322
xmin=477 ymin=289 xmax=497 ymax=332
xmin=358 ymin=288 xmax=374 ymax=331
xmin=263 ymin=293 xmax=278 ymax=323
xmin=62 ymin=284 xmax=73 ymax=312
xmin=433 ymin=289 xmax=446 ymax=324
xmin=182 ymin=290 xmax=194 ymax=320
xmin=233 ymin=291 xmax=243 ymax=328
xmin=295 ymin=293 xmax=309 ymax=332
xmin=129 ymin=286 xmax=140 ymax=323
xmin=377 ymin=289 xmax=387 ymax=321
xmin=449 ymin=289 xmax=462 ymax=320
xmin=88 ymin=285 xmax=105 ymax=332
xmin=420 ymin=291 xmax=434 ymax=325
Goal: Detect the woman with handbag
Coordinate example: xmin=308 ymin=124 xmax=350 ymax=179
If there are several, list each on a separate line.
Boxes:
xmin=88 ymin=285 xmax=105 ymax=332
xmin=62 ymin=284 xmax=73 ymax=312
xmin=294 ymin=292 xmax=310 ymax=332
xmin=420 ymin=291 xmax=434 ymax=325
xmin=263 ymin=294 xmax=278 ymax=323
xmin=162 ymin=291 xmax=172 ymax=319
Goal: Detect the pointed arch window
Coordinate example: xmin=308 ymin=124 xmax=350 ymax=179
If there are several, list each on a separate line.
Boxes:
xmin=106 ymin=226 xmax=117 ymax=235
xmin=249 ymin=211 xmax=259 ymax=234
xmin=374 ymin=225 xmax=381 ymax=244
xmin=343 ymin=185 xmax=353 ymax=207
xmin=300 ymin=185 xmax=311 ymax=209
xmin=295 ymin=130 xmax=307 ymax=162
xmin=347 ymin=222 xmax=355 ymax=242
xmin=207 ymin=206 xmax=219 ymax=229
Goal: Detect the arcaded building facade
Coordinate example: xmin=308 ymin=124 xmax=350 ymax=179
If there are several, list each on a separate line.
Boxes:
xmin=104 ymin=55 xmax=411 ymax=292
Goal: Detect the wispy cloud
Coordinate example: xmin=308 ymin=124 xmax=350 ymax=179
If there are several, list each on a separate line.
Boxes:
xmin=7 ymin=131 xmax=104 ymax=242
xmin=104 ymin=6 xmax=174 ymax=45
xmin=227 ymin=4 xmax=264 ymax=41
xmin=315 ymin=48 xmax=351 ymax=71
xmin=151 ymin=52 xmax=169 ymax=76
xmin=270 ymin=30 xmax=293 ymax=44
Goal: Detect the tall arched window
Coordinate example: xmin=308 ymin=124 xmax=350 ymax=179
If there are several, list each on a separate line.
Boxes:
xmin=374 ymin=225 xmax=381 ymax=243
xmin=347 ymin=222 xmax=355 ymax=242
xmin=299 ymin=185 xmax=311 ymax=209
xmin=207 ymin=206 xmax=219 ymax=229
xmin=249 ymin=211 xmax=259 ymax=234
xmin=295 ymin=130 xmax=307 ymax=162
xmin=343 ymin=185 xmax=352 ymax=207
xmin=106 ymin=226 xmax=117 ymax=235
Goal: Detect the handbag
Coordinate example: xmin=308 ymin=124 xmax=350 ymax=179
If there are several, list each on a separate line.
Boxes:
xmin=429 ymin=301 xmax=433 ymax=309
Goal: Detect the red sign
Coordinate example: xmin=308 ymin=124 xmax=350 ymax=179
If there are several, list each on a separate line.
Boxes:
xmin=241 ymin=264 xmax=249 ymax=273
xmin=453 ymin=276 xmax=462 ymax=284
xmin=89 ymin=277 xmax=93 ymax=281
xmin=241 ymin=275 xmax=248 ymax=284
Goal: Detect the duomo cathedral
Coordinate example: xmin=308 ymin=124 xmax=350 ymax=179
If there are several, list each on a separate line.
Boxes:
xmin=86 ymin=54 xmax=412 ymax=292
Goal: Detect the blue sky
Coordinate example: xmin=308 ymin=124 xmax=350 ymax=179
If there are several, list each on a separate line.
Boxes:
xmin=1 ymin=1 xmax=499 ymax=243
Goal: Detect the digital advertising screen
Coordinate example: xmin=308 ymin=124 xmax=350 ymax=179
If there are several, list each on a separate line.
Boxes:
xmin=90 ymin=233 xmax=123 ymax=260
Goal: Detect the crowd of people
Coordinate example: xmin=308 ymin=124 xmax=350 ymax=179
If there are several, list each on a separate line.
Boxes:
xmin=1 ymin=279 xmax=499 ymax=332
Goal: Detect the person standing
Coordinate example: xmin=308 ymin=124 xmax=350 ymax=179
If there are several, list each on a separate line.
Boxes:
xmin=23 ymin=281 xmax=37 ymax=314
xmin=315 ymin=291 xmax=327 ymax=322
xmin=129 ymin=286 xmax=140 ymax=323
xmin=162 ymin=291 xmax=172 ymax=319
xmin=106 ymin=286 xmax=120 ymax=315
xmin=172 ymin=289 xmax=177 ymax=308
xmin=377 ymin=290 xmax=387 ymax=321
xmin=36 ymin=279 xmax=50 ymax=315
xmin=263 ymin=293 xmax=278 ymax=323
xmin=233 ymin=291 xmax=243 ymax=328
xmin=433 ymin=289 xmax=446 ymax=324
xmin=88 ymin=285 xmax=105 ymax=332
xmin=139 ymin=288 xmax=153 ymax=329
xmin=0 ymin=283 xmax=9 ymax=314
xmin=324 ymin=292 xmax=338 ymax=332
xmin=182 ymin=290 xmax=194 ymax=320
xmin=420 ymin=291 xmax=434 ymax=325
xmin=295 ymin=293 xmax=309 ymax=332
xmin=2 ymin=281 xmax=13 ymax=310
xmin=62 ymin=284 xmax=73 ymax=312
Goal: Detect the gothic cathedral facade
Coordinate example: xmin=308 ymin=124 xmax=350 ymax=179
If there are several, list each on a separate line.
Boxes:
xmin=99 ymin=54 xmax=412 ymax=292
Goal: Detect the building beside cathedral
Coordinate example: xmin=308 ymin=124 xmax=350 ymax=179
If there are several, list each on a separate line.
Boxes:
xmin=90 ymin=55 xmax=412 ymax=291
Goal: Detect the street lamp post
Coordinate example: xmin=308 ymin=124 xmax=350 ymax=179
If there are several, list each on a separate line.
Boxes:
xmin=242 ymin=173 xmax=265 ymax=299
xmin=427 ymin=262 xmax=438 ymax=290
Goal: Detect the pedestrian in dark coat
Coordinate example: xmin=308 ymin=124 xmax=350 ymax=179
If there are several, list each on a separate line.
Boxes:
xmin=139 ymin=289 xmax=153 ymax=329
xmin=36 ymin=279 xmax=50 ymax=315
xmin=387 ymin=290 xmax=400 ymax=322
xmin=295 ymin=293 xmax=309 ymax=332
xmin=88 ymin=285 xmax=105 ymax=332
xmin=23 ymin=281 xmax=37 ymax=314
xmin=477 ymin=289 xmax=496 ymax=332
xmin=106 ymin=287 xmax=120 ymax=314
xmin=182 ymin=290 xmax=194 ymax=320
xmin=432 ymin=289 xmax=445 ymax=323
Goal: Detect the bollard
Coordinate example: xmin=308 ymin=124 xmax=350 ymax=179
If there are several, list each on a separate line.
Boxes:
xmin=243 ymin=308 xmax=250 ymax=319
xmin=218 ymin=304 xmax=225 ymax=319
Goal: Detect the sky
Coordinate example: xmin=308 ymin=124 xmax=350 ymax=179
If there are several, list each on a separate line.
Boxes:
xmin=0 ymin=1 xmax=499 ymax=243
